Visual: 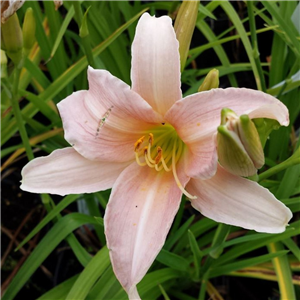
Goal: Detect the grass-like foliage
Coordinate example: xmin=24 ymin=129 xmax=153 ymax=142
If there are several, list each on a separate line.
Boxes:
xmin=1 ymin=1 xmax=299 ymax=299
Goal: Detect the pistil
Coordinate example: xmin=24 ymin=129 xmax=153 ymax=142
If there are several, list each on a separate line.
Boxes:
xmin=171 ymin=139 xmax=197 ymax=199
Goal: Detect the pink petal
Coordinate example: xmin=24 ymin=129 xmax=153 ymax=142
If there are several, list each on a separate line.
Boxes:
xmin=20 ymin=148 xmax=130 ymax=196
xmin=104 ymin=162 xmax=189 ymax=298
xmin=58 ymin=68 xmax=163 ymax=162
xmin=182 ymin=134 xmax=218 ymax=179
xmin=131 ymin=13 xmax=182 ymax=115
xmin=165 ymin=88 xmax=289 ymax=178
xmin=187 ymin=165 xmax=292 ymax=233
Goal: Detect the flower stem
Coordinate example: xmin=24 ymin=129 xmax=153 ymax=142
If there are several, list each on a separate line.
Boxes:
xmin=258 ymin=147 xmax=300 ymax=182
xmin=10 ymin=65 xmax=34 ymax=161
xmin=198 ymin=275 xmax=208 ymax=300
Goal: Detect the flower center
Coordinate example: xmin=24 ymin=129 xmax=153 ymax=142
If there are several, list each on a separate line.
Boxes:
xmin=134 ymin=123 xmax=196 ymax=199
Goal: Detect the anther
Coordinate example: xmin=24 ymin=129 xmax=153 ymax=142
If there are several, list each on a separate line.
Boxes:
xmin=134 ymin=136 xmax=145 ymax=152
xmin=155 ymin=147 xmax=162 ymax=164
xmin=143 ymin=146 xmax=148 ymax=155
xmin=149 ymin=133 xmax=154 ymax=145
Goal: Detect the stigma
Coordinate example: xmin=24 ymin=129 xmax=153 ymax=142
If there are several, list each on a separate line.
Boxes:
xmin=134 ymin=127 xmax=196 ymax=200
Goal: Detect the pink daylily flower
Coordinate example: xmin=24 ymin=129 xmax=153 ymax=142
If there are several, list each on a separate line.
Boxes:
xmin=21 ymin=13 xmax=292 ymax=300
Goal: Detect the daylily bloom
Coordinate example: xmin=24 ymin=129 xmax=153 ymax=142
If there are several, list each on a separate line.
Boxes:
xmin=21 ymin=13 xmax=292 ymax=300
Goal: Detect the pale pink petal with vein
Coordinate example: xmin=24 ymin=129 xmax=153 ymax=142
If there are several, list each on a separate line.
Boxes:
xmin=58 ymin=68 xmax=163 ymax=162
xmin=104 ymin=162 xmax=189 ymax=299
xmin=20 ymin=148 xmax=131 ymax=196
xmin=131 ymin=13 xmax=182 ymax=115
xmin=188 ymin=165 xmax=292 ymax=233
xmin=166 ymin=88 xmax=289 ymax=179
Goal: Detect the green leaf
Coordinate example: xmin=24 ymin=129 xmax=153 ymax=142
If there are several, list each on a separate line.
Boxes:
xmin=282 ymin=238 xmax=300 ymax=261
xmin=138 ymin=268 xmax=182 ymax=299
xmin=213 ymin=221 xmax=300 ymax=267
xmin=195 ymin=19 xmax=237 ymax=88
xmin=86 ymin=266 xmax=119 ymax=300
xmin=66 ymin=246 xmax=110 ymax=300
xmin=3 ymin=213 xmax=99 ymax=300
xmin=219 ymin=1 xmax=261 ymax=90
xmin=164 ymin=215 xmax=194 ymax=251
xmin=16 ymin=194 xmax=80 ymax=250
xmin=209 ymin=250 xmax=289 ymax=278
xmin=49 ymin=6 xmax=75 ymax=60
xmin=188 ymin=229 xmax=203 ymax=279
xmin=156 ymin=249 xmax=190 ymax=272
xmin=198 ymin=3 xmax=216 ymax=20
xmin=37 ymin=275 xmax=79 ymax=300
xmin=262 ymin=1 xmax=300 ymax=59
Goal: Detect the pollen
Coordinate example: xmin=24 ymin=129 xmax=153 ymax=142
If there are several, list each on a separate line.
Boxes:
xmin=134 ymin=136 xmax=145 ymax=152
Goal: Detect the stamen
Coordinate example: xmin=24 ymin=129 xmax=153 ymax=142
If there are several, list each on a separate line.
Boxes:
xmin=155 ymin=147 xmax=162 ymax=164
xmin=172 ymin=139 xmax=197 ymax=200
xmin=154 ymin=147 xmax=163 ymax=171
xmin=161 ymin=156 xmax=172 ymax=172
xmin=155 ymin=163 xmax=164 ymax=172
xmin=149 ymin=133 xmax=154 ymax=145
xmin=135 ymin=152 xmax=146 ymax=167
xmin=144 ymin=147 xmax=155 ymax=168
xmin=134 ymin=136 xmax=145 ymax=152
xmin=147 ymin=134 xmax=156 ymax=164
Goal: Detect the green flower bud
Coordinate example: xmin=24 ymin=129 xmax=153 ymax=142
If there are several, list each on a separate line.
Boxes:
xmin=174 ymin=0 xmax=199 ymax=72
xmin=1 ymin=12 xmax=23 ymax=65
xmin=79 ymin=6 xmax=91 ymax=38
xmin=252 ymin=118 xmax=280 ymax=148
xmin=198 ymin=68 xmax=219 ymax=92
xmin=1 ymin=50 xmax=8 ymax=78
xmin=217 ymin=108 xmax=264 ymax=177
xmin=22 ymin=7 xmax=36 ymax=52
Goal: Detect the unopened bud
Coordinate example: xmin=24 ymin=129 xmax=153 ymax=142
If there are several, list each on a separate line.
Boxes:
xmin=217 ymin=108 xmax=264 ymax=177
xmin=252 ymin=118 xmax=280 ymax=148
xmin=1 ymin=12 xmax=23 ymax=65
xmin=22 ymin=7 xmax=36 ymax=53
xmin=198 ymin=69 xmax=219 ymax=92
xmin=174 ymin=0 xmax=199 ymax=72
xmin=79 ymin=6 xmax=91 ymax=38
xmin=1 ymin=50 xmax=8 ymax=78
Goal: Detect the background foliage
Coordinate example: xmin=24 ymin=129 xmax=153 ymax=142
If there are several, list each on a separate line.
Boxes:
xmin=1 ymin=1 xmax=300 ymax=299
